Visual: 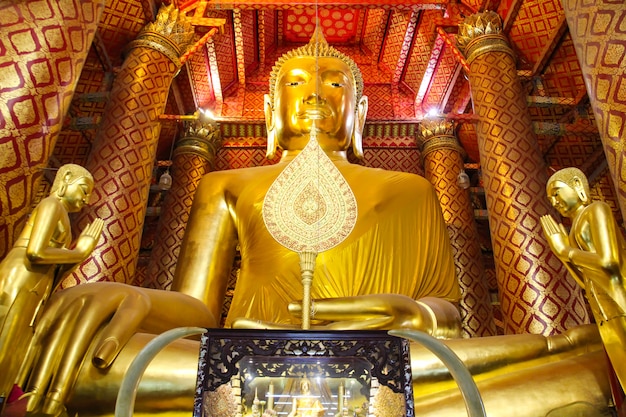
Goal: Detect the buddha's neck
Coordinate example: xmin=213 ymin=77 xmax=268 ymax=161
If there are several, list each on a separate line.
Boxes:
xmin=280 ymin=149 xmax=349 ymax=163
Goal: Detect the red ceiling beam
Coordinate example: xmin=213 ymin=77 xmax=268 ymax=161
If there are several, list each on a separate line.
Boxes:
xmin=180 ymin=0 xmax=448 ymax=11
xmin=436 ymin=27 xmax=469 ymax=72
xmin=180 ymin=27 xmax=222 ymax=64
xmin=502 ymin=0 xmax=524 ymax=33
xmin=414 ymin=33 xmax=446 ymax=115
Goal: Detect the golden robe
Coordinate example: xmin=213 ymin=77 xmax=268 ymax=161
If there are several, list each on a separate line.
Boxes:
xmin=219 ymin=160 xmax=460 ymax=326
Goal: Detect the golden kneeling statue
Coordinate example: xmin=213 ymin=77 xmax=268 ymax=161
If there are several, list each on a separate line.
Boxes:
xmin=541 ymin=167 xmax=626 ymax=391
xmin=0 ymin=164 xmax=103 ymax=410
xmin=11 ymin=34 xmax=615 ymax=417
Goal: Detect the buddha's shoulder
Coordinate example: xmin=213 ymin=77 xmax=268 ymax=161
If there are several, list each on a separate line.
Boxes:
xmin=199 ymin=164 xmax=283 ymax=185
xmin=344 ymin=164 xmax=433 ymax=189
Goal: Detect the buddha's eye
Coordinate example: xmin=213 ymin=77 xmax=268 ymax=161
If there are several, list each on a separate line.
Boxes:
xmin=286 ymin=81 xmax=304 ymax=87
xmin=328 ymin=82 xmax=343 ymax=87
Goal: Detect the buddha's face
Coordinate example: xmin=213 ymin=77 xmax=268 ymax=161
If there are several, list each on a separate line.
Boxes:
xmin=546 ymin=180 xmax=582 ymax=217
xmin=272 ymin=56 xmax=358 ymax=152
xmin=62 ymin=176 xmax=94 ymax=212
xmin=300 ymin=379 xmax=311 ymax=393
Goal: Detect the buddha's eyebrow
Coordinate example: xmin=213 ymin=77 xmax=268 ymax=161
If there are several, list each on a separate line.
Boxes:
xmin=321 ymin=69 xmax=349 ymax=79
xmin=282 ymin=68 xmax=310 ymax=79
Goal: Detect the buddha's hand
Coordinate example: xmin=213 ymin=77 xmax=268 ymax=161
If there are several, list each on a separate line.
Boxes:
xmin=73 ymin=218 xmax=104 ymax=257
xmin=294 ymin=295 xmax=461 ymax=337
xmin=540 ymin=215 xmax=570 ymax=260
xmin=24 ymin=282 xmax=152 ymax=416
xmin=233 ymin=296 xmax=461 ymax=338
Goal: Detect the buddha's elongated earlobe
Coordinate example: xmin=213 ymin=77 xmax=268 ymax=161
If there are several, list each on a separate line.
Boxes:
xmin=57 ymin=171 xmax=72 ymax=197
xmin=351 ymin=95 xmax=368 ymax=159
xmin=264 ymin=94 xmax=277 ymax=159
xmin=573 ymin=177 xmax=588 ymax=203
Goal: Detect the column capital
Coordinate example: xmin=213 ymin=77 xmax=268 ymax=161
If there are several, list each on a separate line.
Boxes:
xmin=418 ymin=119 xmax=465 ymax=158
xmin=127 ymin=4 xmax=194 ymax=68
xmin=457 ymin=11 xmax=513 ymax=64
xmin=173 ymin=120 xmax=223 ymax=163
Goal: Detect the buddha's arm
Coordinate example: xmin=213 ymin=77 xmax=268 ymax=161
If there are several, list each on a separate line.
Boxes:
xmin=569 ymin=202 xmax=623 ymax=280
xmin=26 ymin=198 xmax=104 ymax=264
xmin=285 ymin=295 xmax=461 ymax=338
xmin=171 ymin=174 xmax=238 ymax=319
xmin=25 ymin=198 xmax=103 ymax=264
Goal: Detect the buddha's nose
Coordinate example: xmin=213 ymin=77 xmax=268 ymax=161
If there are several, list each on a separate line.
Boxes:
xmin=304 ymin=92 xmax=323 ymax=105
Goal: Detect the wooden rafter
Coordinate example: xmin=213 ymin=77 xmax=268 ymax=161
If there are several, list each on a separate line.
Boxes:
xmin=502 ymin=0 xmax=524 ymax=33
xmin=531 ymin=14 xmax=568 ymax=76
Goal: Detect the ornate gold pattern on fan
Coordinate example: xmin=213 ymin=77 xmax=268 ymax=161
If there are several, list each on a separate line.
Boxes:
xmin=262 ymin=128 xmax=357 ymax=253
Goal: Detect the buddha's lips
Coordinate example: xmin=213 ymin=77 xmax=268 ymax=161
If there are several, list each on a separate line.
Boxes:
xmin=298 ymin=108 xmax=332 ymax=119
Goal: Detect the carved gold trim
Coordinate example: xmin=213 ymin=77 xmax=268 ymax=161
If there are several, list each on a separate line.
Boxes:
xmin=464 ymin=34 xmax=513 ymax=65
xmin=419 ymin=119 xmax=456 ymax=139
xmin=173 ymin=123 xmax=222 ymax=163
xmin=419 ymin=135 xmax=465 ymax=159
xmin=126 ymin=4 xmax=194 ymax=67
xmin=457 ymin=11 xmax=513 ymax=64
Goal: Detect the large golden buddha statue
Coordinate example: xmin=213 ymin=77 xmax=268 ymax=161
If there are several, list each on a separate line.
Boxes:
xmin=12 ymin=34 xmax=614 ymax=417
xmin=174 ymin=31 xmax=460 ymax=331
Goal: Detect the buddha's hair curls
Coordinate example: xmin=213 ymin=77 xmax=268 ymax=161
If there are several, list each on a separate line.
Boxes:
xmin=547 ymin=167 xmax=590 ymax=193
xmin=51 ymin=164 xmax=93 ymax=193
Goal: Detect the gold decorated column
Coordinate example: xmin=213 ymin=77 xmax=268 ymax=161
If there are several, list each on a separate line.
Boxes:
xmin=562 ymin=1 xmax=626 ymax=220
xmin=457 ymin=12 xmax=588 ymax=335
xmin=0 ymin=0 xmax=105 ymax=259
xmin=419 ymin=119 xmax=496 ymax=337
xmin=144 ymin=121 xmax=222 ymax=290
xmin=61 ymin=5 xmax=194 ymax=287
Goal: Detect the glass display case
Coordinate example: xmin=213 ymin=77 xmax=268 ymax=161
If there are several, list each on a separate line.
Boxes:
xmin=194 ymin=329 xmax=414 ymax=417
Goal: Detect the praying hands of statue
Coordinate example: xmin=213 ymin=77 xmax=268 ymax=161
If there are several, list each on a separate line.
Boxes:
xmin=539 ymin=215 xmax=570 ymax=262
xmin=539 ymin=214 xmax=586 ymax=288
xmin=542 ymin=208 xmax=626 ymax=314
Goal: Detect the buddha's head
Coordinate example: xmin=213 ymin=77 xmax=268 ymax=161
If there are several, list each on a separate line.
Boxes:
xmin=546 ymin=167 xmax=590 ymax=217
xmin=265 ymin=29 xmax=368 ymax=158
xmin=299 ymin=377 xmax=312 ymax=393
xmin=51 ymin=164 xmax=95 ymax=212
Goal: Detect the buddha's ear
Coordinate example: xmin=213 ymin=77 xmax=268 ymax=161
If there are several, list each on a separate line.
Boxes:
xmin=264 ymin=94 xmax=276 ymax=159
xmin=351 ymin=95 xmax=368 ymax=159
xmin=57 ymin=171 xmax=72 ymax=196
xmin=573 ymin=177 xmax=588 ymax=203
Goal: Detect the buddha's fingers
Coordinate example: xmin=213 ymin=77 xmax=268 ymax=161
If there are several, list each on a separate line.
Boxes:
xmin=231 ymin=318 xmax=300 ymax=330
xmin=87 ymin=218 xmax=105 ymax=238
xmin=26 ymin=300 xmax=83 ymax=413
xmin=540 ymin=215 xmax=559 ymax=235
xmin=289 ymin=295 xmax=407 ymax=321
xmin=322 ymin=316 xmax=395 ymax=330
xmin=92 ymin=289 xmax=152 ymax=368
xmin=40 ymin=303 xmax=106 ymax=415
xmin=25 ymin=283 xmax=152 ymax=415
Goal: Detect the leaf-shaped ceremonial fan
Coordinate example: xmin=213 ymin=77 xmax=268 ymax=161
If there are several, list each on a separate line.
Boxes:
xmin=262 ymin=128 xmax=357 ymax=328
